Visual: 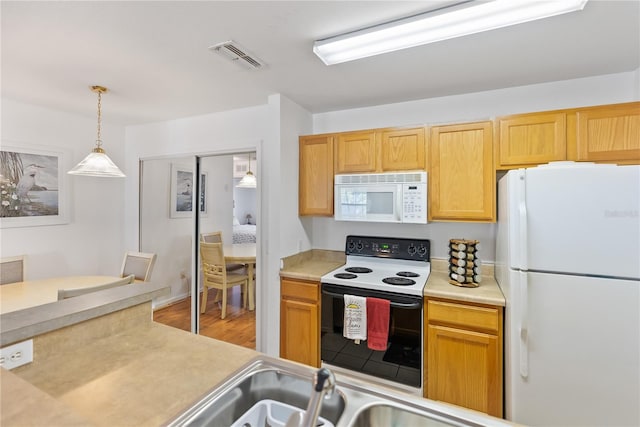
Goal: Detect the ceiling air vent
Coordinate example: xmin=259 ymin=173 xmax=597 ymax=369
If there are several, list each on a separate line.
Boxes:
xmin=208 ymin=40 xmax=266 ymax=70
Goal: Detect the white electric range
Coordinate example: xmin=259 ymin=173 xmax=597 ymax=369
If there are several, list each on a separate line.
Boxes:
xmin=320 ymin=235 xmax=431 ymax=392
xmin=321 ymin=235 xmax=431 ymax=297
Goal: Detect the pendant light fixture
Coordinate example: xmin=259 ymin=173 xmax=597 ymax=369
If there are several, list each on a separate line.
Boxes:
xmin=236 ymin=154 xmax=256 ymax=188
xmin=68 ymin=85 xmax=126 ymax=177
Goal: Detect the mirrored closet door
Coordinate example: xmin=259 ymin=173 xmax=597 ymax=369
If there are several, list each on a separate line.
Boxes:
xmin=140 ymin=153 xmax=257 ymax=350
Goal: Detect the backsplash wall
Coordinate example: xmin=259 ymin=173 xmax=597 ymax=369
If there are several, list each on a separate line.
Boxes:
xmin=308 ymin=217 xmax=496 ymax=262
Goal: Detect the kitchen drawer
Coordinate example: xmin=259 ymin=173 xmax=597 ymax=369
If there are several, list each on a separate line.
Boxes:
xmin=427 ymin=299 xmax=499 ymax=334
xmin=281 ymin=278 xmax=319 ymax=302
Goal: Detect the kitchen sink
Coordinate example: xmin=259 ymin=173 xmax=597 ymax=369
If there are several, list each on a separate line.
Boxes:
xmin=230 ymin=399 xmax=335 ymax=427
xmin=348 ymin=403 xmax=465 ymax=427
xmin=165 ymin=357 xmax=513 ymax=427
xmin=165 ymin=358 xmax=345 ymax=427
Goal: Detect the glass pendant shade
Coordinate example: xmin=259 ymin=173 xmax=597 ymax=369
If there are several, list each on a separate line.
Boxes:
xmin=236 ymin=155 xmax=256 ymax=188
xmin=68 ymin=147 xmax=126 ymax=177
xmin=237 ymin=170 xmax=257 ymax=188
xmin=68 ymin=85 xmax=126 ymax=178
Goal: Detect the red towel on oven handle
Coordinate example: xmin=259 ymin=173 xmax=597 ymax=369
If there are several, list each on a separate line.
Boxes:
xmin=366 ymin=297 xmax=390 ymax=351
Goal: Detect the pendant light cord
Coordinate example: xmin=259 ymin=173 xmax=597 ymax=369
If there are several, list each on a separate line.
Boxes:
xmin=96 ymin=90 xmax=103 ymax=149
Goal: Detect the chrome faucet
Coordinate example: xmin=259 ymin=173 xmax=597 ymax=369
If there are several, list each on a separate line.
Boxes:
xmin=286 ymin=368 xmax=336 ymax=427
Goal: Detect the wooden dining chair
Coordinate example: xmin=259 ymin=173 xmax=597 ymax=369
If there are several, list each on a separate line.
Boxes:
xmin=0 ymin=255 xmax=26 ymax=285
xmin=200 ymin=231 xmax=244 ymax=272
xmin=200 ymin=241 xmax=248 ymax=319
xmin=57 ymin=274 xmax=136 ymax=300
xmin=120 ymin=251 xmax=157 ymax=282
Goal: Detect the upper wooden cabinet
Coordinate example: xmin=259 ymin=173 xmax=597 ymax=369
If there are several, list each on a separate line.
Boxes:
xmin=335 ymin=130 xmax=377 ymax=173
xmin=495 ymin=111 xmax=567 ymax=170
xmin=568 ymin=101 xmax=640 ymax=163
xmin=299 ymin=135 xmax=334 ymax=216
xmin=429 ymin=121 xmax=495 ymax=222
xmin=379 ymin=127 xmax=427 ymax=172
xmin=496 ymin=102 xmax=640 ymax=169
xmin=335 ymin=127 xmax=427 ymax=174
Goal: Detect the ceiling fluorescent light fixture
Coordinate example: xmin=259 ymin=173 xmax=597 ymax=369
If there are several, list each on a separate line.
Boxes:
xmin=313 ymin=0 xmax=589 ymax=65
xmin=68 ymin=86 xmax=125 ymax=178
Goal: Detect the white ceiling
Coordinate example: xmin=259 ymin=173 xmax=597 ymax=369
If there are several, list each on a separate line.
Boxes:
xmin=2 ymin=1 xmax=639 ymax=126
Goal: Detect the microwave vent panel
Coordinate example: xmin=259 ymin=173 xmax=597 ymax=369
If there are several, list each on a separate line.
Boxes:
xmin=335 ymin=172 xmax=426 ymax=184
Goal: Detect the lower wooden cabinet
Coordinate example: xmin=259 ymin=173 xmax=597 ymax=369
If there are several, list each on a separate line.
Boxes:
xmin=280 ymin=277 xmax=320 ymax=367
xmin=424 ymin=297 xmax=503 ymax=418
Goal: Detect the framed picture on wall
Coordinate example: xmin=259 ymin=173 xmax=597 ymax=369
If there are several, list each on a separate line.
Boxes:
xmin=170 ymin=163 xmax=193 ymax=218
xmin=170 ymin=163 xmax=207 ymax=218
xmin=0 ymin=143 xmax=70 ymax=228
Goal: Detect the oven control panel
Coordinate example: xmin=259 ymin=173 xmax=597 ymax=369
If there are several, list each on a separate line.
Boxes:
xmin=345 ymin=235 xmax=430 ymax=261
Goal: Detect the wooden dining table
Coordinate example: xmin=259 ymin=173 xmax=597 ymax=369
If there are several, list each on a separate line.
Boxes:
xmin=0 ymin=276 xmax=122 ymax=314
xmin=224 ymin=243 xmax=257 ymax=311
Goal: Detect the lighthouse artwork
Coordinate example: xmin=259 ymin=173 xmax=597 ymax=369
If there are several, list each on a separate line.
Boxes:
xmin=1 ymin=149 xmax=59 ymax=218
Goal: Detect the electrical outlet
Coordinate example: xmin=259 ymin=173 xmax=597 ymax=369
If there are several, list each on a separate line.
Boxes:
xmin=0 ymin=339 xmax=33 ymax=370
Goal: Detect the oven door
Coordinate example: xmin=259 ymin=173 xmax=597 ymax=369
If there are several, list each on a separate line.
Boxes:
xmin=334 ymin=184 xmax=402 ymax=222
xmin=320 ymin=283 xmax=422 ymax=389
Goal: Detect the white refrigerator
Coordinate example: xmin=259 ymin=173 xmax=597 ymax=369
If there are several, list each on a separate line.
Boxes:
xmin=495 ymin=162 xmax=640 ymax=426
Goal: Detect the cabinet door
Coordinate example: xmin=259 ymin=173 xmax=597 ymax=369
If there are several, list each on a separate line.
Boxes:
xmin=335 ymin=131 xmax=377 ymax=173
xmin=379 ymin=127 xmax=427 ymax=171
xmin=495 ymin=112 xmax=566 ymax=169
xmin=429 ymin=122 xmax=495 ymax=222
xmin=427 ymin=324 xmax=501 ymax=417
xmin=280 ymin=298 xmax=319 ymax=367
xmin=570 ymin=102 xmax=640 ymax=163
xmin=299 ymin=135 xmax=334 ymax=216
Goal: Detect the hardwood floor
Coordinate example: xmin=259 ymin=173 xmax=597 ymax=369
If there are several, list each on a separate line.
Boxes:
xmin=153 ymin=287 xmax=256 ymax=350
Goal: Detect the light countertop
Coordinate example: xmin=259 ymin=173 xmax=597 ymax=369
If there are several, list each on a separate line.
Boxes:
xmin=425 ymin=259 xmax=505 ymax=307
xmin=279 ymin=249 xmax=345 ymax=281
xmin=279 ymin=252 xmax=505 ymax=307
xmin=1 ymin=301 xmax=258 ymax=427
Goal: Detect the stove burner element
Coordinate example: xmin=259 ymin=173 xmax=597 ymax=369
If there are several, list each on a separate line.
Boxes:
xmin=397 ymin=271 xmax=419 ymax=278
xmin=334 ymin=273 xmax=357 ymax=279
xmin=345 ymin=267 xmax=373 ymax=274
xmin=382 ymin=277 xmax=416 ymax=286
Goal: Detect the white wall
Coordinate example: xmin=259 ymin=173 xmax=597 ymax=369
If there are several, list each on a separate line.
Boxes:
xmin=276 ymin=95 xmax=314 ymax=256
xmin=259 ymin=94 xmax=314 ymax=356
xmin=311 ymin=70 xmax=640 ymax=262
xmin=1 ymin=98 xmax=126 ymax=279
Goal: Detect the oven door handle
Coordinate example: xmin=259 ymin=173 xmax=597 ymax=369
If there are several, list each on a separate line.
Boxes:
xmin=321 ymin=289 xmax=422 ymax=309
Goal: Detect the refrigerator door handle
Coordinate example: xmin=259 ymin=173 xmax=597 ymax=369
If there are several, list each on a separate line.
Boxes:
xmin=519 ymin=271 xmax=529 ymax=378
xmin=517 ymin=170 xmax=528 ymax=270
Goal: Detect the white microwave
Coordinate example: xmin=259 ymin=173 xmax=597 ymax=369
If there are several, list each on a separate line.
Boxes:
xmin=334 ymin=172 xmax=427 ymax=223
